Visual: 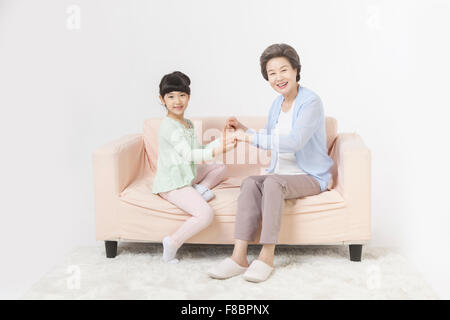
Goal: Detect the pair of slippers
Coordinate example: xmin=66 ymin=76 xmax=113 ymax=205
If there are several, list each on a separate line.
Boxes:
xmin=207 ymin=257 xmax=274 ymax=282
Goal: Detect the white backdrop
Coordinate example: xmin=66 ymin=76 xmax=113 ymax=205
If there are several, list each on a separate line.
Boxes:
xmin=1 ymin=0 xmax=449 ymax=299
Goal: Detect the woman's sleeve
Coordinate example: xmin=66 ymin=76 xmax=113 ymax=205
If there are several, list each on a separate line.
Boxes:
xmin=248 ymin=98 xmax=322 ymax=153
xmin=169 ymin=127 xmax=214 ymax=164
xmin=245 ymin=102 xmax=275 ymax=149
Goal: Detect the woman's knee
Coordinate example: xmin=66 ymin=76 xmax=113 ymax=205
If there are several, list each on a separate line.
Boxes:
xmin=263 ymin=176 xmax=284 ymax=193
xmin=240 ymin=176 xmax=259 ymax=190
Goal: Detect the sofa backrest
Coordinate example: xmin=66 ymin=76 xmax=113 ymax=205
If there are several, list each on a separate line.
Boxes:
xmin=143 ymin=116 xmax=337 ymax=177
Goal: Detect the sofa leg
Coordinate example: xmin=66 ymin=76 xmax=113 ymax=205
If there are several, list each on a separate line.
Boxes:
xmin=105 ymin=241 xmax=118 ymax=258
xmin=349 ymin=244 xmax=362 ymax=262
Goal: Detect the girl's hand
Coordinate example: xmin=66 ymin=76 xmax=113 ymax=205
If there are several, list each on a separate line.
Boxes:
xmin=231 ymin=129 xmax=250 ymax=142
xmin=225 ymin=117 xmax=248 ymax=132
xmin=213 ymin=134 xmax=237 ymax=157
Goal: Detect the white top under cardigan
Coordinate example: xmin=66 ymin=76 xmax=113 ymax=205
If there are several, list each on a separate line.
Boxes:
xmin=246 ymin=86 xmax=334 ymax=191
xmin=272 ymin=106 xmax=307 ymax=175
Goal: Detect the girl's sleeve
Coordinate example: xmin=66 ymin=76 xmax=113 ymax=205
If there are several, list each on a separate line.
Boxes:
xmin=189 ymin=119 xmax=222 ymax=151
xmin=201 ymin=138 xmax=222 ymax=150
xmin=248 ymin=98 xmax=322 ymax=153
xmin=170 ymin=127 xmax=214 ymax=164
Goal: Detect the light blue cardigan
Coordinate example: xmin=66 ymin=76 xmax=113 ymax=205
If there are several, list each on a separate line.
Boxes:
xmin=246 ymin=86 xmax=333 ymax=192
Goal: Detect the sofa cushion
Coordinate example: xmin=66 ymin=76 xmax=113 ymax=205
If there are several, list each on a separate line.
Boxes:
xmin=119 ymin=175 xmax=346 ymax=221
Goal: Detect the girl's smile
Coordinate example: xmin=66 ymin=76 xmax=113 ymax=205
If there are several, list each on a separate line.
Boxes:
xmin=159 ymin=91 xmax=190 ymax=120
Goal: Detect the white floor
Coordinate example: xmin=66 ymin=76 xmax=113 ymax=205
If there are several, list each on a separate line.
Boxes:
xmin=21 ymin=243 xmax=438 ymax=299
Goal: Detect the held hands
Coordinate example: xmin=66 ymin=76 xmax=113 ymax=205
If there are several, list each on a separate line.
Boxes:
xmin=212 ymin=117 xmax=251 ymax=157
xmin=225 ymin=116 xmax=247 ymax=132
xmin=222 ymin=133 xmax=238 ymax=153
xmin=229 ymin=129 xmax=249 ymax=143
xmin=224 ymin=116 xmax=250 ymax=142
xmin=212 ymin=130 xmax=237 ymax=157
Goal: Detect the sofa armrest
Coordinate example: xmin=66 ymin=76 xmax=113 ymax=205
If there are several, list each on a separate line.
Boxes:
xmin=92 ymin=133 xmax=146 ymax=194
xmin=92 ymin=133 xmax=146 ymax=240
xmin=333 ymin=133 xmax=371 ymax=198
xmin=329 ymin=132 xmax=371 ymax=238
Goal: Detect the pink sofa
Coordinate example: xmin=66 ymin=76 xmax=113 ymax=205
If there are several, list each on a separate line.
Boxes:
xmin=92 ymin=116 xmax=371 ymax=261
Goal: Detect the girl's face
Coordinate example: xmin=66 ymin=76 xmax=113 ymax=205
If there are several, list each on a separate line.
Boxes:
xmin=160 ymin=91 xmax=190 ymax=117
xmin=266 ymin=56 xmax=298 ymax=95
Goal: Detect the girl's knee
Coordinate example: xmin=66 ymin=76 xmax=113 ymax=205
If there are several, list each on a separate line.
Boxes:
xmin=199 ymin=207 xmax=215 ymax=227
xmin=216 ymin=163 xmax=227 ymax=176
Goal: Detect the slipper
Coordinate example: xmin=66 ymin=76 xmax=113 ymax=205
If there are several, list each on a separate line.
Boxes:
xmin=242 ymin=260 xmax=274 ymax=283
xmin=207 ymin=257 xmax=248 ymax=280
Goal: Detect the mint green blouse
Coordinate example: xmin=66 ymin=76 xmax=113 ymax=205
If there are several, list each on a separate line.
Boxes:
xmin=151 ymin=116 xmax=221 ymax=194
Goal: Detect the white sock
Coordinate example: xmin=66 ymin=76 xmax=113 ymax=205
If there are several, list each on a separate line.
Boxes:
xmin=162 ymin=236 xmax=179 ymax=262
xmin=193 ymin=184 xmax=215 ymax=201
xmin=202 ymin=190 xmax=215 ymax=201
xmin=193 ymin=183 xmax=208 ymax=194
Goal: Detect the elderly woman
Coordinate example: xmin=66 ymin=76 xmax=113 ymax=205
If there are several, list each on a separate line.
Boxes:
xmin=207 ymin=43 xmax=334 ymax=282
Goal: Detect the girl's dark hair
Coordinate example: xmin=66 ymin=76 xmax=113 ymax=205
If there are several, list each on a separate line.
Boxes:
xmin=260 ymin=43 xmax=301 ymax=82
xmin=159 ymin=71 xmax=191 ymax=97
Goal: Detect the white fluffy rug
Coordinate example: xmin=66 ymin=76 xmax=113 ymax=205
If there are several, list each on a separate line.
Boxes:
xmin=22 ymin=243 xmax=438 ymax=300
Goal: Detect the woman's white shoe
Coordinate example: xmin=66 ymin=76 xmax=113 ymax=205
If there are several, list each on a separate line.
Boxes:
xmin=207 ymin=257 xmax=248 ymax=279
xmin=242 ymin=260 xmax=274 ymax=283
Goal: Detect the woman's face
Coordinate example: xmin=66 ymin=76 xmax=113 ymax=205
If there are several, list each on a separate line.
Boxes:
xmin=160 ymin=91 xmax=190 ymax=116
xmin=266 ymin=56 xmax=298 ymax=95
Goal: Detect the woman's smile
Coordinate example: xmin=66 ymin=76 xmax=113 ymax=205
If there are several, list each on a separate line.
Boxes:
xmin=266 ymin=56 xmax=299 ymax=95
xmin=277 ymin=81 xmax=288 ymax=89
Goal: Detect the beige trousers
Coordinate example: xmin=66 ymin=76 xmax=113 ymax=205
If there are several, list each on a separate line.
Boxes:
xmin=234 ymin=174 xmax=321 ymax=244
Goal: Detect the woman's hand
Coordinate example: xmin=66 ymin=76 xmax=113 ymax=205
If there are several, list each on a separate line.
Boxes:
xmin=225 ymin=116 xmax=248 ymax=132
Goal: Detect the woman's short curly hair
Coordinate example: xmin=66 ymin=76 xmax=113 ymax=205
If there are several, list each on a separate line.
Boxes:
xmin=260 ymin=43 xmax=301 ymax=82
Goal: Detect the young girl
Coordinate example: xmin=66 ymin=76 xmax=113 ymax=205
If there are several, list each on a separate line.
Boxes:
xmin=152 ymin=71 xmax=236 ymax=263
